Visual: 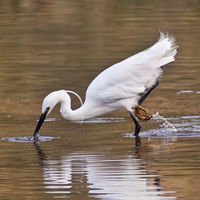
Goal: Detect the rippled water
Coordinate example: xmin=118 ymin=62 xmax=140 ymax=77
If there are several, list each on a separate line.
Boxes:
xmin=0 ymin=0 xmax=200 ymax=200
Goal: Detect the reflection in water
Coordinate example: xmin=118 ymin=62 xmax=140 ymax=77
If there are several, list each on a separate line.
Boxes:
xmin=0 ymin=0 xmax=199 ymax=199
xmin=34 ymin=142 xmax=175 ymax=200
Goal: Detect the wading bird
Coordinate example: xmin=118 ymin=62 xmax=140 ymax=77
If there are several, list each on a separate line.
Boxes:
xmin=33 ymin=32 xmax=178 ymax=140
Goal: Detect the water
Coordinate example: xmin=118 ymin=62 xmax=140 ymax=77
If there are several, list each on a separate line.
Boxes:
xmin=0 ymin=0 xmax=200 ymax=199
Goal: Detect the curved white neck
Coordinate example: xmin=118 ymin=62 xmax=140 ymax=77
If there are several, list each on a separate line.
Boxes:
xmin=57 ymin=91 xmax=85 ymax=121
xmin=45 ymin=90 xmax=112 ymax=121
xmin=58 ymin=91 xmax=101 ymax=121
xmin=60 ymin=102 xmax=85 ymax=121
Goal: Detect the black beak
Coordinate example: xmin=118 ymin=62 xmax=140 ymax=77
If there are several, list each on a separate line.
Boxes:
xmin=33 ymin=109 xmax=49 ymax=140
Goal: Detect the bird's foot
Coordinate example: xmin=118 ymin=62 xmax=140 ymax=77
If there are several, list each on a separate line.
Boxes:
xmin=135 ymin=105 xmax=152 ymax=121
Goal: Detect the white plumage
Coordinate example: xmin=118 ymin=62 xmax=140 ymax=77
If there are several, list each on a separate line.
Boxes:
xmin=33 ymin=32 xmax=178 ymax=139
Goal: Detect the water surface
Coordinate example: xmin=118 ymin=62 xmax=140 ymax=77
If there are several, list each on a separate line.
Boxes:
xmin=0 ymin=0 xmax=200 ymax=199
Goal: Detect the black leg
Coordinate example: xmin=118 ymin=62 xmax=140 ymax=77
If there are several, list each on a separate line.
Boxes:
xmin=128 ymin=81 xmax=159 ymax=138
xmin=129 ymin=112 xmax=141 ymax=146
xmin=129 ymin=112 xmax=141 ymax=135
xmin=138 ymin=81 xmax=159 ymax=105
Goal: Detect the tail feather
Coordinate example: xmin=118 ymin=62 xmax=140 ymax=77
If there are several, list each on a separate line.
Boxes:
xmin=122 ymin=32 xmax=178 ymax=69
xmin=149 ymin=32 xmax=178 ymax=68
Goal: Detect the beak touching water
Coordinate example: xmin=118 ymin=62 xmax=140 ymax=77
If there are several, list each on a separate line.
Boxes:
xmin=33 ymin=107 xmax=50 ymax=140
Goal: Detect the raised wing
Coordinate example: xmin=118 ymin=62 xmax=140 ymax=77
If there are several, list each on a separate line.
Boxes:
xmin=85 ymin=32 xmax=178 ymax=104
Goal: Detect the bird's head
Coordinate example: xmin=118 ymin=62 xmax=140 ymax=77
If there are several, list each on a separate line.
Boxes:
xmin=33 ymin=90 xmax=82 ymax=140
xmin=33 ymin=90 xmax=69 ymax=139
xmin=41 ymin=90 xmax=65 ymax=114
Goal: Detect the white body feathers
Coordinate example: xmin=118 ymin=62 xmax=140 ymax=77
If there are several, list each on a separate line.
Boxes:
xmin=42 ymin=32 xmax=178 ymax=121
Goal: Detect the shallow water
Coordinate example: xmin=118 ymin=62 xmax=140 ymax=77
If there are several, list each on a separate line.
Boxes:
xmin=0 ymin=0 xmax=200 ymax=200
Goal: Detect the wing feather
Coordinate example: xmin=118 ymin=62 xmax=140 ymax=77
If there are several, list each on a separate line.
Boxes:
xmin=85 ymin=32 xmax=178 ymax=104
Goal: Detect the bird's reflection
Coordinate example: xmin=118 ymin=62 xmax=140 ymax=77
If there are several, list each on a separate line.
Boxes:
xmin=33 ymin=141 xmax=174 ymax=200
xmin=135 ymin=135 xmax=141 ymax=146
xmin=33 ymin=141 xmax=48 ymax=166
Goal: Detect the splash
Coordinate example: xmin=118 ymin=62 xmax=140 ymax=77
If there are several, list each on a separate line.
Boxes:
xmin=152 ymin=112 xmax=177 ymax=132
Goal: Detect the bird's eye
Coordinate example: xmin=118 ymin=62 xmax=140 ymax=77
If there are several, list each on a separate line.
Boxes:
xmin=46 ymin=107 xmax=50 ymax=112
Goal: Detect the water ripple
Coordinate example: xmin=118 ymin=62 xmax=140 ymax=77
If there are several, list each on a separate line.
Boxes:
xmin=127 ymin=115 xmax=200 ymax=138
xmin=1 ymin=136 xmax=59 ymax=142
xmin=74 ymin=117 xmax=126 ymax=124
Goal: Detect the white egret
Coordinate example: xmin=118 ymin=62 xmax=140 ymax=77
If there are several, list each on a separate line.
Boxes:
xmin=33 ymin=32 xmax=178 ymax=140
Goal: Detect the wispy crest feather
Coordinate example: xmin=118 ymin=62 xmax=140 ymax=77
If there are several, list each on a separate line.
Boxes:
xmin=65 ymin=90 xmax=84 ymax=122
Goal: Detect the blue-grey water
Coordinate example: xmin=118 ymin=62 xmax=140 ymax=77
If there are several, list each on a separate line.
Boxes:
xmin=0 ymin=0 xmax=200 ymax=200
